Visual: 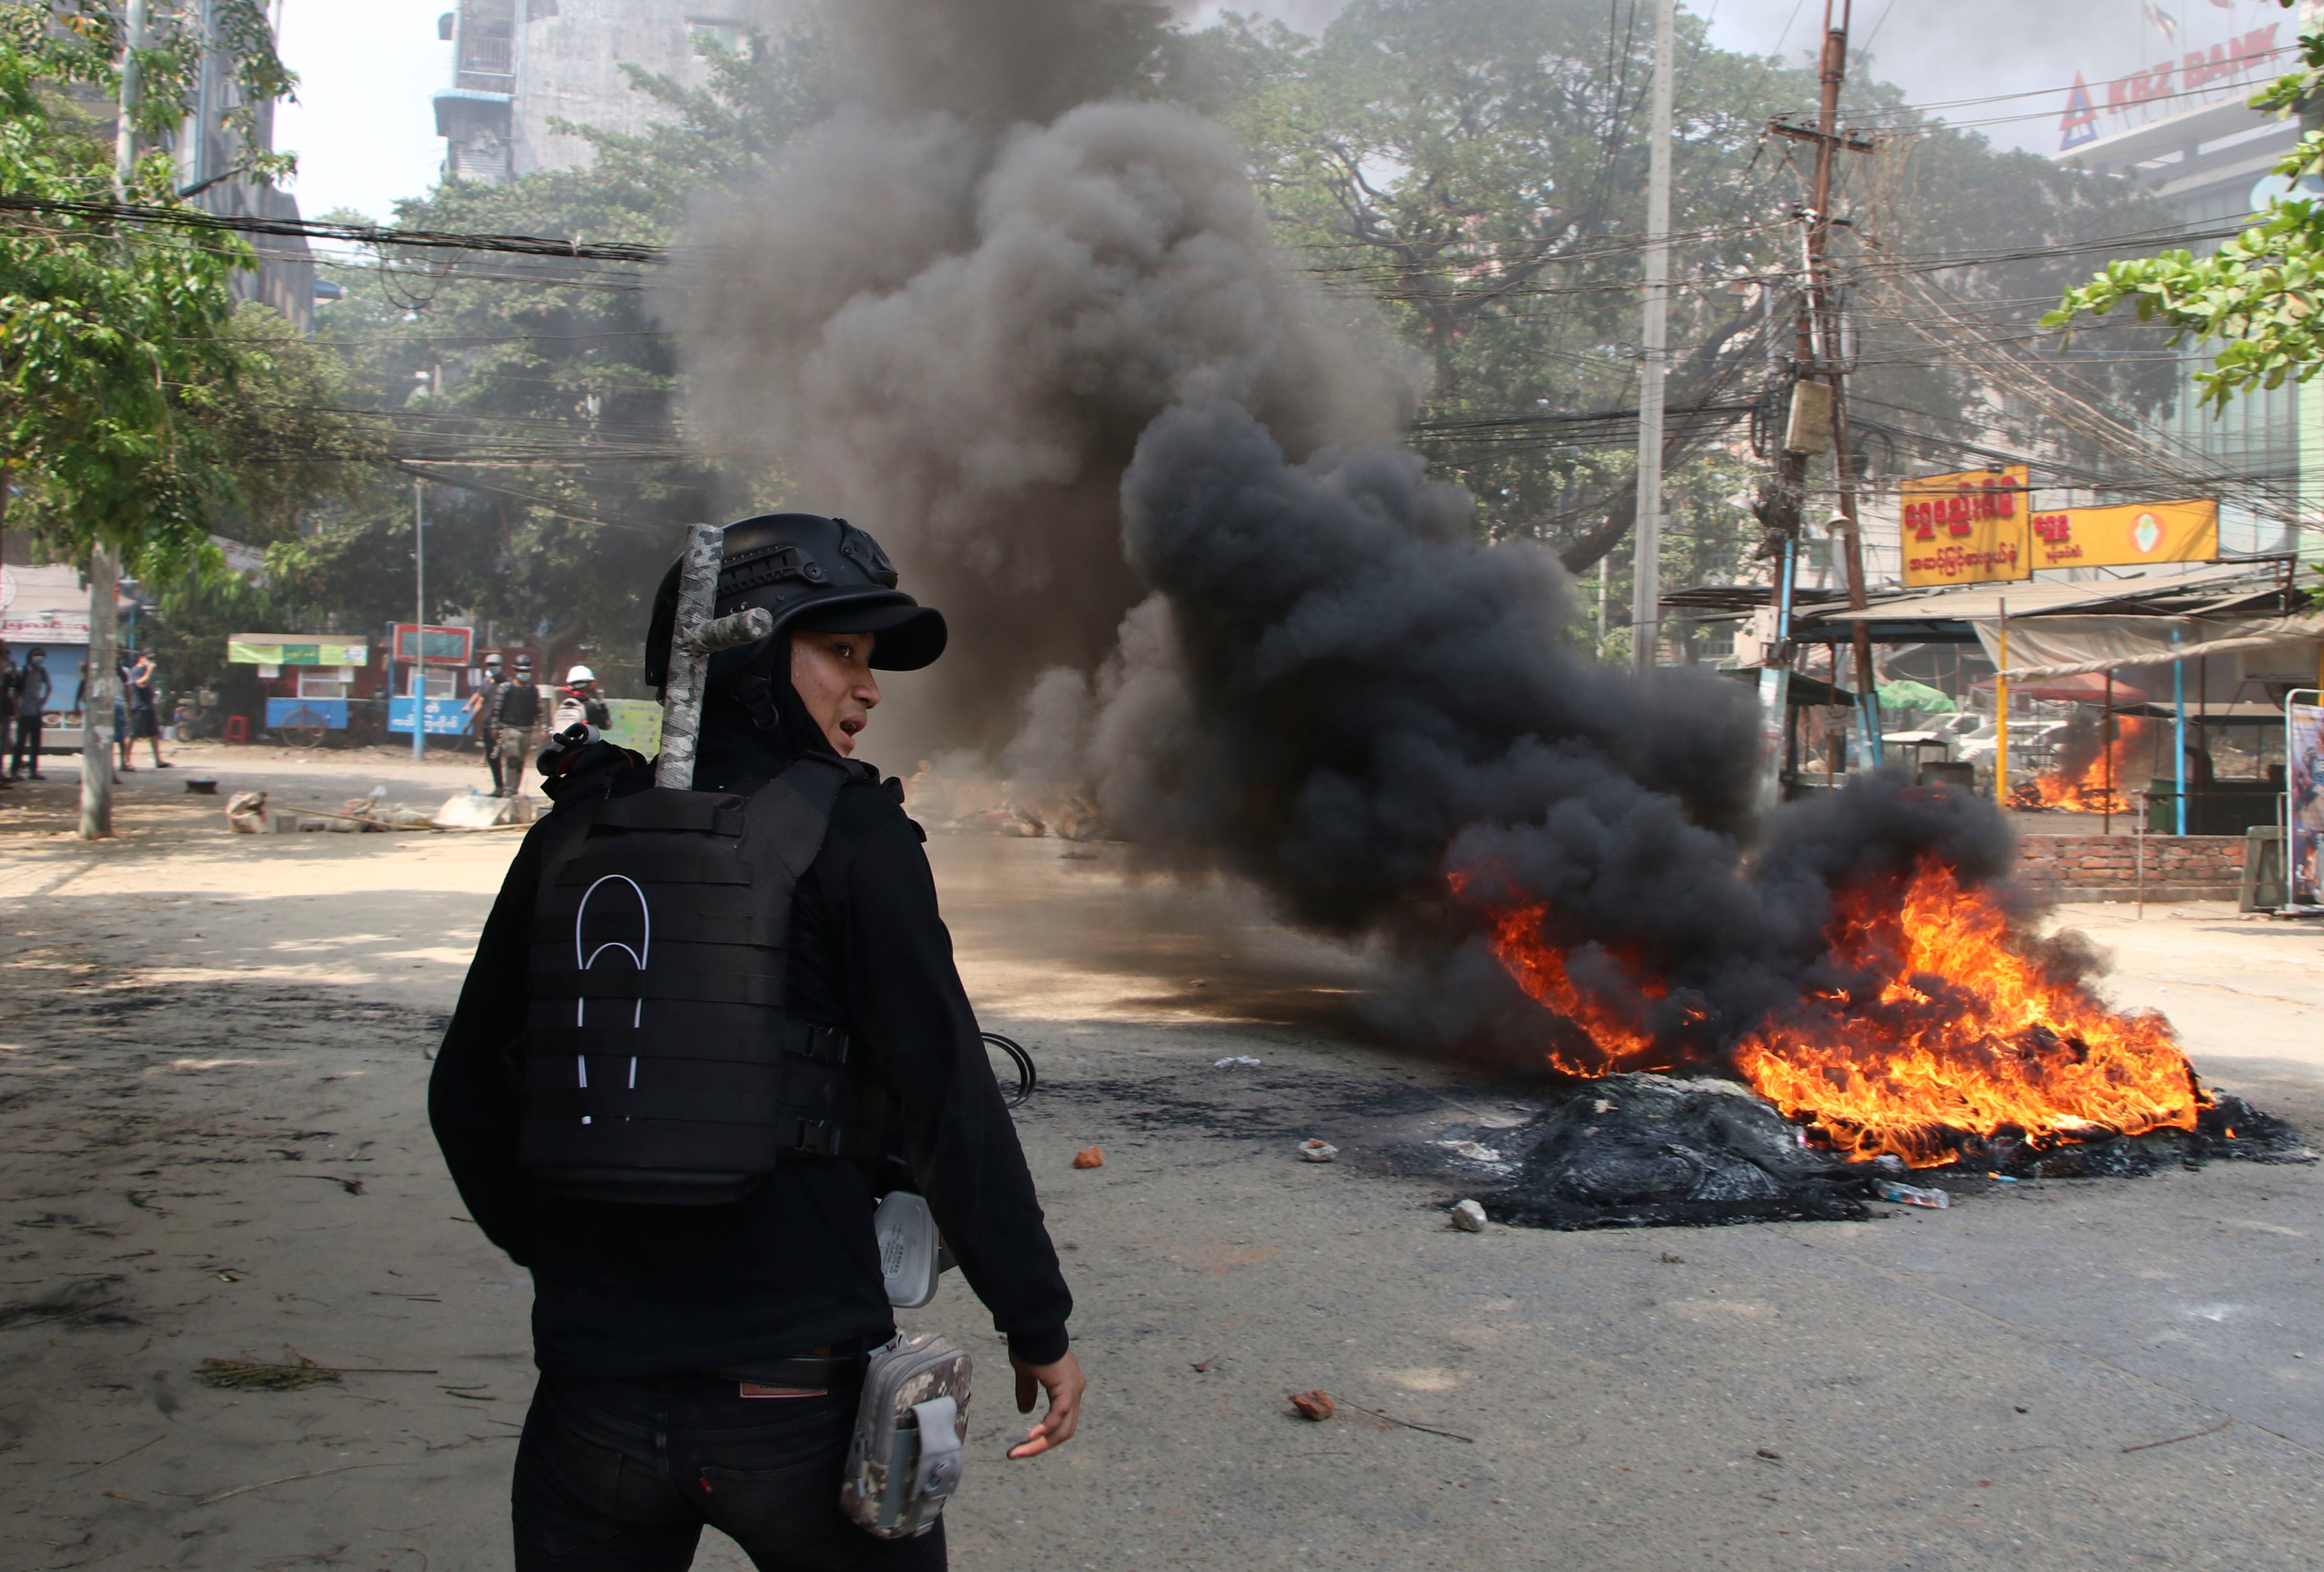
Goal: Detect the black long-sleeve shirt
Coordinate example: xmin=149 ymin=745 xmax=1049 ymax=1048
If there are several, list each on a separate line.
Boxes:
xmin=428 ymin=741 xmax=1072 ymax=1379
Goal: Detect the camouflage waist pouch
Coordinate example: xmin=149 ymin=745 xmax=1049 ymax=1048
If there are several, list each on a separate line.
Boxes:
xmin=841 ymin=1332 xmax=971 ymax=1539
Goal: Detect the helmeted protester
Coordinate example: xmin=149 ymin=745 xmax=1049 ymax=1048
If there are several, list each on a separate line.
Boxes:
xmin=429 ymin=513 xmax=1081 ymax=1571
xmin=551 ymin=663 xmax=611 ymax=735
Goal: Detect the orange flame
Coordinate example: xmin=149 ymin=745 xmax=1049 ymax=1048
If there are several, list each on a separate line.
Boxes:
xmin=1453 ymin=857 xmax=2202 ymax=1167
xmin=2026 ymin=717 xmax=2154 ymax=815
xmin=1447 ymin=870 xmax=1670 ymax=1077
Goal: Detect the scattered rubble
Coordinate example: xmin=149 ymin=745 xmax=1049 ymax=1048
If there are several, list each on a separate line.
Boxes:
xmin=1447 ymin=1199 xmax=1487 ymax=1232
xmin=1298 ymin=1139 xmax=1338 ymax=1163
xmin=1287 ymin=1391 xmax=1336 ymax=1421
xmin=1072 ymin=1146 xmax=1105 ymax=1169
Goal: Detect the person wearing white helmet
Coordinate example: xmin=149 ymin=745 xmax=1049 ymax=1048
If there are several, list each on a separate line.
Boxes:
xmin=551 ymin=663 xmax=610 ymax=736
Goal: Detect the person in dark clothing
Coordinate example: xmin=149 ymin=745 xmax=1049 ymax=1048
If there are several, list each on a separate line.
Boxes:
xmin=125 ymin=652 xmax=166 ymax=767
xmin=493 ymin=656 xmax=543 ymax=796
xmin=0 ymin=642 xmax=14 ymax=790
xmin=430 ymin=514 xmax=1081 ymax=1571
xmin=9 ymin=647 xmax=50 ymax=779
xmin=469 ymin=659 xmax=507 ymax=793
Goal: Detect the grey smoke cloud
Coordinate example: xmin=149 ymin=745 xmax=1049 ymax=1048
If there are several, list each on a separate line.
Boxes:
xmin=673 ymin=85 xmax=1406 ymax=743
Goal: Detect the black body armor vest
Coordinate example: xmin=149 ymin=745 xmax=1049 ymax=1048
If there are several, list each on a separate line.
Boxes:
xmin=517 ymin=755 xmax=881 ymax=1205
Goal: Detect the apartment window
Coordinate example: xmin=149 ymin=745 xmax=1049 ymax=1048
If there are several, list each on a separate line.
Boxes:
xmin=459 ymin=0 xmax=517 ymax=82
xmin=689 ymin=20 xmax=742 ymax=55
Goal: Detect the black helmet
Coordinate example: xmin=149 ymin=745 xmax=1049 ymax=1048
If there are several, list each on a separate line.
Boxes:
xmin=643 ymin=513 xmax=946 ymax=687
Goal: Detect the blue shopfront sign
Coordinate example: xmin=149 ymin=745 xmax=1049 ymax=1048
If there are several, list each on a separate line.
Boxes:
xmin=265 ymin=697 xmax=349 ymax=730
xmin=388 ymin=696 xmax=469 ymax=736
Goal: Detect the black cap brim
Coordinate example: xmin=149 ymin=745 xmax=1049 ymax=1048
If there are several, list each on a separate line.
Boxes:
xmin=791 ymin=599 xmax=948 ymax=670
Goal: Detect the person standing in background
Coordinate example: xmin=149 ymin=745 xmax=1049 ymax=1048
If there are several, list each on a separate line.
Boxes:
xmin=125 ymin=652 xmax=166 ymax=768
xmin=550 ymin=663 xmax=610 ymax=735
xmin=0 ymin=641 xmax=16 ymax=790
xmin=468 ymin=657 xmax=506 ymax=794
xmin=491 ymin=654 xmax=542 ymax=798
xmin=9 ymin=647 xmax=49 ymax=778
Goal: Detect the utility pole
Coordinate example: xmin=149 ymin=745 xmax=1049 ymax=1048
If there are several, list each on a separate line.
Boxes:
xmin=412 ymin=479 xmax=427 ymax=761
xmin=113 ymin=0 xmax=148 ymax=197
xmin=1629 ymin=0 xmax=1676 ymax=674
xmin=83 ymin=0 xmax=148 ymax=839
xmin=1765 ymin=0 xmax=1880 ymax=767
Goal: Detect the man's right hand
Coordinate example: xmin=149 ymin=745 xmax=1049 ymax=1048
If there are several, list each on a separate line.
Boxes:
xmin=1006 ymin=1349 xmax=1084 ymax=1459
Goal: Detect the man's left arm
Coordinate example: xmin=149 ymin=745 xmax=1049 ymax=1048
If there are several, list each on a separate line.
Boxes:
xmin=837 ymin=804 xmax=1075 ymax=1368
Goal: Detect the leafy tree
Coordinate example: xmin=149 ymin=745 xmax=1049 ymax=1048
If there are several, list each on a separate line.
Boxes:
xmin=0 ymin=32 xmax=243 ymax=575
xmin=0 ymin=3 xmax=336 ymax=578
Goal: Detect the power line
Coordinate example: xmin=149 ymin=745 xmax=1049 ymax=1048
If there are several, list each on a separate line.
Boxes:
xmin=0 ymin=193 xmax=667 ymax=263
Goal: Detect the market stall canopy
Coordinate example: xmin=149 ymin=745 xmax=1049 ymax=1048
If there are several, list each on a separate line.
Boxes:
xmin=227 ymin=634 xmax=369 ymax=667
xmin=1968 ymin=670 xmax=2151 ymax=705
xmin=1779 ymin=561 xmax=2306 ymax=674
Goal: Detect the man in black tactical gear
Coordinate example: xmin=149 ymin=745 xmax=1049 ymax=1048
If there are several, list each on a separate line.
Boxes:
xmin=493 ymin=655 xmax=543 ymax=798
xmin=430 ymin=514 xmax=1081 ymax=1571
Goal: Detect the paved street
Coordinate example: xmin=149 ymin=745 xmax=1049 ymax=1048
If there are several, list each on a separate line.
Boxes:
xmin=1 ymin=749 xmax=2318 ymax=1569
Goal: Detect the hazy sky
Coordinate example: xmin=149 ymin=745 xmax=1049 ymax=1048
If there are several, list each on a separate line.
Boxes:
xmin=268 ymin=1 xmax=2295 ymax=223
xmin=271 ymin=0 xmax=451 ymax=223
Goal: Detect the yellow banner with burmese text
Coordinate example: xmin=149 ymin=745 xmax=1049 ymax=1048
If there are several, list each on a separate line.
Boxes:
xmin=2027 ymin=499 xmax=2217 ymax=571
xmin=1899 ymin=466 xmax=2030 ymax=587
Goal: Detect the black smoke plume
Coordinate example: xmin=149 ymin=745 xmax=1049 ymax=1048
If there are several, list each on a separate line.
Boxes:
xmin=671 ymin=0 xmax=2041 ymax=1066
xmin=1101 ymin=403 xmax=2026 ymax=1062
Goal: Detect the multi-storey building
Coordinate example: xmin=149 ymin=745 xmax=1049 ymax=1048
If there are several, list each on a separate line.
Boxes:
xmin=2055 ymin=28 xmax=2313 ymax=557
xmin=434 ymin=0 xmax=786 ymax=184
xmin=178 ymin=0 xmax=314 ymax=331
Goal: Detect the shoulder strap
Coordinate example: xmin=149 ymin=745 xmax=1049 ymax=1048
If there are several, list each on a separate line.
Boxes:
xmin=751 ymin=754 xmax=853 ymax=880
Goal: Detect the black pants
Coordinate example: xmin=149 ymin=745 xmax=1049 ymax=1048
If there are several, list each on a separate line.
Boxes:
xmin=514 ymin=1373 xmax=946 ymax=1572
xmin=9 ymin=715 xmax=40 ymax=775
xmin=484 ymin=735 xmax=506 ymax=794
